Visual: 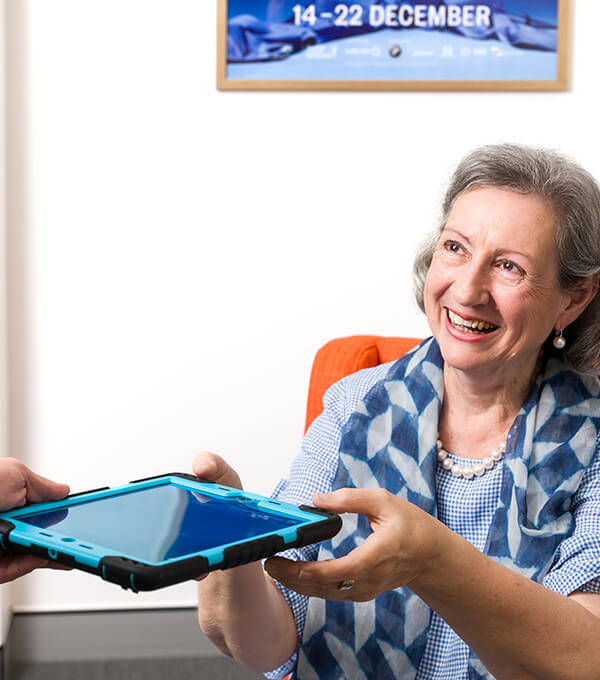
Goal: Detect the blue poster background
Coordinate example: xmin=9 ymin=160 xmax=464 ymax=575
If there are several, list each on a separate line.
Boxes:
xmin=225 ymin=0 xmax=560 ymax=81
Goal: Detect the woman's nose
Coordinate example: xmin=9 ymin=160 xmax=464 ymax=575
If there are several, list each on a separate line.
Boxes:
xmin=451 ymin=262 xmax=490 ymax=307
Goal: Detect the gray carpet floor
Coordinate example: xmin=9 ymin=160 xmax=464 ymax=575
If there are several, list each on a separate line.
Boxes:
xmin=9 ymin=657 xmax=265 ymax=680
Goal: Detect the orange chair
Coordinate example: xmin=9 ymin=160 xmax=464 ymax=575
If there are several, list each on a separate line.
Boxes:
xmin=279 ymin=336 xmax=422 ymax=680
xmin=304 ymin=335 xmax=422 ymax=432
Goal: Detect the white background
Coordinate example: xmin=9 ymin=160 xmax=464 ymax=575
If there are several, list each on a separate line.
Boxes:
xmin=1 ymin=0 xmax=598 ymax=619
xmin=0 ymin=0 xmax=9 ymax=640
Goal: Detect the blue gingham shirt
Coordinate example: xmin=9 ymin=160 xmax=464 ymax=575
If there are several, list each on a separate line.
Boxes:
xmin=265 ymin=363 xmax=600 ymax=680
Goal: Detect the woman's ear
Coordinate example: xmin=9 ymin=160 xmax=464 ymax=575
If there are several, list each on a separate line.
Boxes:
xmin=556 ymin=273 xmax=599 ymax=331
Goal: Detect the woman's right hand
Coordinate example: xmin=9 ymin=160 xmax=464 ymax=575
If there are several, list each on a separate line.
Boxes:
xmin=193 ymin=451 xmax=297 ymax=671
xmin=192 ymin=452 xmax=244 ymax=583
xmin=192 ymin=451 xmax=243 ymax=490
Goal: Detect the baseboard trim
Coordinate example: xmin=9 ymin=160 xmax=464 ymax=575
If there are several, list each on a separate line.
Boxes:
xmin=5 ymin=607 xmax=217 ymax=665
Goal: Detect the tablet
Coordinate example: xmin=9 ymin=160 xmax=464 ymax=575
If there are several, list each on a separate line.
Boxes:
xmin=0 ymin=473 xmax=341 ymax=592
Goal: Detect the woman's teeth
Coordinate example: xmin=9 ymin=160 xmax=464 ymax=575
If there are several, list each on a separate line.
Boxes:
xmin=448 ymin=310 xmax=497 ymax=334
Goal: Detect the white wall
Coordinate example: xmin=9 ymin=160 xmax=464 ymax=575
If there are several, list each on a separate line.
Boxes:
xmin=2 ymin=0 xmax=599 ymax=612
xmin=0 ymin=0 xmax=11 ymax=644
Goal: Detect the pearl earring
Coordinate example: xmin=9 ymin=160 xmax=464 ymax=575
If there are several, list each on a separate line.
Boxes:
xmin=553 ymin=329 xmax=566 ymax=349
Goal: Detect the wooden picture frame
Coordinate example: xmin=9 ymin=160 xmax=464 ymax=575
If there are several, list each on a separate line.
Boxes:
xmin=217 ymin=0 xmax=569 ymax=91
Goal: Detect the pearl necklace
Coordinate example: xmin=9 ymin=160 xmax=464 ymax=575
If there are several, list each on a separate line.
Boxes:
xmin=437 ymin=437 xmax=506 ymax=479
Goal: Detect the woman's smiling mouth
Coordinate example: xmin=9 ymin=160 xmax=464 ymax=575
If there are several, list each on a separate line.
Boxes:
xmin=447 ymin=309 xmax=499 ymax=334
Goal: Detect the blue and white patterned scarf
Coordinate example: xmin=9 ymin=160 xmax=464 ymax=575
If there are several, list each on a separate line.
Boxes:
xmin=297 ymin=338 xmax=600 ymax=680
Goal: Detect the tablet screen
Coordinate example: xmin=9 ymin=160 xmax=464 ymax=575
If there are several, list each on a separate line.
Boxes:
xmin=16 ymin=483 xmax=299 ymax=563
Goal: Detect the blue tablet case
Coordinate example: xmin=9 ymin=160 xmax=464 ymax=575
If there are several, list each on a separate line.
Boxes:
xmin=0 ymin=473 xmax=342 ymax=592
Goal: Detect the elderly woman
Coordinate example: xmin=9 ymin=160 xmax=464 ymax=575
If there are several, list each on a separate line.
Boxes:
xmin=194 ymin=144 xmax=600 ymax=680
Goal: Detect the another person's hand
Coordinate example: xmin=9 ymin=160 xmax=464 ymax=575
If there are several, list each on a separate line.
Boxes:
xmin=264 ymin=488 xmax=445 ymax=601
xmin=0 ymin=553 xmax=72 ymax=584
xmin=0 ymin=457 xmax=69 ymax=512
xmin=0 ymin=457 xmax=70 ymax=584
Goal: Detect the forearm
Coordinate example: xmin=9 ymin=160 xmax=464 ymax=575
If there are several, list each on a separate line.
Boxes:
xmin=197 ymin=562 xmax=297 ymax=672
xmin=411 ymin=528 xmax=600 ymax=680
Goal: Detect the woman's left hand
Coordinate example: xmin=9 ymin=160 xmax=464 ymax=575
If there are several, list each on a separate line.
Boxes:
xmin=264 ymin=488 xmax=445 ymax=602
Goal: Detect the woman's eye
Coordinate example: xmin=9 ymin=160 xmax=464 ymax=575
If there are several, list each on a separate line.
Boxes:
xmin=444 ymin=240 xmax=463 ymax=254
xmin=498 ymin=260 xmax=524 ymax=277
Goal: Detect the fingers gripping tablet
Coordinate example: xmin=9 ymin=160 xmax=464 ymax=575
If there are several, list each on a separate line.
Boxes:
xmin=0 ymin=473 xmax=341 ymax=592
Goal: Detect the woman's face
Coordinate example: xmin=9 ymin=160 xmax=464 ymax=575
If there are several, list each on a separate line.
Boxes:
xmin=424 ymin=186 xmax=571 ymax=380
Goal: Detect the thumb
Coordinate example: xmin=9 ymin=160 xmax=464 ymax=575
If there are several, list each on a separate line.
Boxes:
xmin=312 ymin=488 xmax=389 ymax=519
xmin=24 ymin=470 xmax=70 ymax=505
xmin=192 ymin=451 xmax=243 ymax=490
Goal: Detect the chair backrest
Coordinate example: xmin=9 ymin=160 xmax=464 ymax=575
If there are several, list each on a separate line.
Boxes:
xmin=304 ymin=335 xmax=422 ymax=432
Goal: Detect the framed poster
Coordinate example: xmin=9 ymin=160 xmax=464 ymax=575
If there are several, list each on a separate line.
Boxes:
xmin=217 ymin=0 xmax=569 ymax=91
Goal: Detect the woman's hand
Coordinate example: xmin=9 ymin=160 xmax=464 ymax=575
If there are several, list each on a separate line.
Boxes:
xmin=192 ymin=451 xmax=243 ymax=490
xmin=264 ymin=488 xmax=445 ymax=602
xmin=192 ymin=451 xmax=243 ymax=583
xmin=193 ymin=451 xmax=297 ymax=671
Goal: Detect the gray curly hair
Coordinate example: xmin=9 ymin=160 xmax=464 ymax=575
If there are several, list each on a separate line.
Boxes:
xmin=413 ymin=143 xmax=600 ymax=377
